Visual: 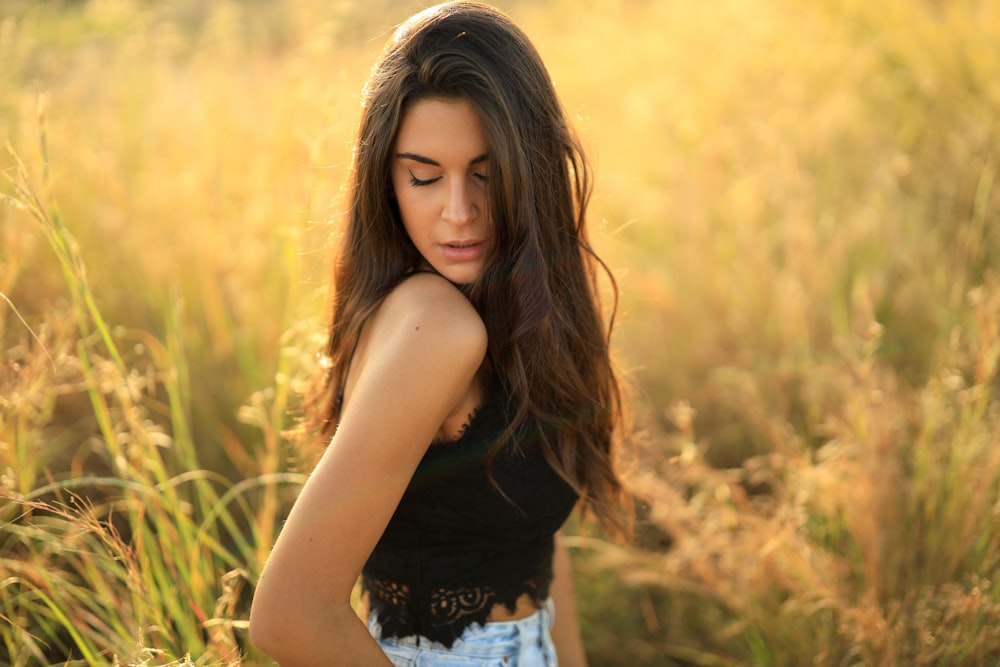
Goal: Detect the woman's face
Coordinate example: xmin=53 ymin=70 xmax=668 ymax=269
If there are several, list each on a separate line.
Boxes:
xmin=391 ymin=97 xmax=492 ymax=285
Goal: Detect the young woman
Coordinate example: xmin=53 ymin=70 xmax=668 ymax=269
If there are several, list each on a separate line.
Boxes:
xmin=249 ymin=2 xmax=629 ymax=665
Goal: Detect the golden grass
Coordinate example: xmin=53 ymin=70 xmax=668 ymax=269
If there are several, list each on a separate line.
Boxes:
xmin=1 ymin=0 xmax=999 ymax=665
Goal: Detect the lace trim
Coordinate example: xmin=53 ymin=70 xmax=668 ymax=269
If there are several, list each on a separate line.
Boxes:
xmin=430 ymin=403 xmax=484 ymax=447
xmin=430 ymin=585 xmax=500 ymax=621
xmin=365 ymin=576 xmax=543 ymax=648
xmin=367 ymin=577 xmax=410 ymax=609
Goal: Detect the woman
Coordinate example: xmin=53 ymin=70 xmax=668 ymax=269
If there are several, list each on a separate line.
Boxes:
xmin=249 ymin=2 xmax=629 ymax=665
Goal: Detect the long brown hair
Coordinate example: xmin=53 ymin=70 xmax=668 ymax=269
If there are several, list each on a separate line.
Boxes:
xmin=306 ymin=1 xmax=630 ymax=538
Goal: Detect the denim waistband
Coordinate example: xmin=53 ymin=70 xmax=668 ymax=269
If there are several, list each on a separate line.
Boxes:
xmin=370 ymin=598 xmax=555 ymax=659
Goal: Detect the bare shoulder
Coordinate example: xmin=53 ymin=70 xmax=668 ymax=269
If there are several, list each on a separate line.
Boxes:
xmin=338 ymin=272 xmax=486 ymax=421
xmin=371 ymin=272 xmax=487 ymax=362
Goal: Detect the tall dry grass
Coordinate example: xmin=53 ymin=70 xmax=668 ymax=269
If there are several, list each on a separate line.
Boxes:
xmin=1 ymin=124 xmax=307 ymax=662
xmin=1 ymin=0 xmax=999 ymax=665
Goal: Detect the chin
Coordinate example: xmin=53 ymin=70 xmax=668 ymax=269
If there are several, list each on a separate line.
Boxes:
xmin=436 ymin=265 xmax=484 ymax=286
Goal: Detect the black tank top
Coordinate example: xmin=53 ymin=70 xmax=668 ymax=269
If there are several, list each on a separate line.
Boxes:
xmin=361 ymin=382 xmax=579 ymax=647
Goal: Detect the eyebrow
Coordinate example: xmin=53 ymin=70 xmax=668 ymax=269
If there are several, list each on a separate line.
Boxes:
xmin=396 ymin=152 xmax=489 ymax=167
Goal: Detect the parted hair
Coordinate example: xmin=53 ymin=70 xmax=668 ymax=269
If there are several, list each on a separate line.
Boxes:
xmin=306 ymin=1 xmax=630 ymax=538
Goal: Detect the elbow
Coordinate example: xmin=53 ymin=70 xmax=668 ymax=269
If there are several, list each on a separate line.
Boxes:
xmin=248 ymin=578 xmax=303 ymax=660
xmin=249 ymin=578 xmax=359 ymax=663
xmin=248 ymin=588 xmax=285 ymax=659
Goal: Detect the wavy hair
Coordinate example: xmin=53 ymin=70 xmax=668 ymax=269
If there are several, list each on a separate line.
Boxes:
xmin=306 ymin=1 xmax=630 ymax=538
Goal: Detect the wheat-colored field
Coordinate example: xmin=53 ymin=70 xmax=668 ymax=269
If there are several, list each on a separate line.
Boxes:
xmin=2 ymin=0 xmax=999 ymax=665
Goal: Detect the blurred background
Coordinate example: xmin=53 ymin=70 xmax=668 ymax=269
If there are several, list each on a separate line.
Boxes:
xmin=1 ymin=0 xmax=999 ymax=664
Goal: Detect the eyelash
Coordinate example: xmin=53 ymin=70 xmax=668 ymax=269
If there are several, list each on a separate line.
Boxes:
xmin=408 ymin=172 xmax=440 ymax=187
xmin=407 ymin=171 xmax=489 ymax=187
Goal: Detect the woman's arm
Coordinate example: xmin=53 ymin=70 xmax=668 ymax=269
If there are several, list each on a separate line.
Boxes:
xmin=550 ymin=532 xmax=590 ymax=667
xmin=249 ymin=274 xmax=487 ymax=666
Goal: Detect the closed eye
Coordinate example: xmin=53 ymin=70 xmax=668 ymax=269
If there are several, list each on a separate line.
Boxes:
xmin=408 ymin=171 xmax=441 ymax=187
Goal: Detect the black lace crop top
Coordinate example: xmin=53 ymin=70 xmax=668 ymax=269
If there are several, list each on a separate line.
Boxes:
xmin=361 ymin=383 xmax=579 ymax=647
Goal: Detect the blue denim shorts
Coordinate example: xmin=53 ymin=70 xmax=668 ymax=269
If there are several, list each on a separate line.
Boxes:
xmin=368 ymin=599 xmax=558 ymax=667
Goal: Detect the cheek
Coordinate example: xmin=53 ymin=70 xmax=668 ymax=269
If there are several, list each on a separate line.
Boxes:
xmin=394 ymin=190 xmax=424 ymax=226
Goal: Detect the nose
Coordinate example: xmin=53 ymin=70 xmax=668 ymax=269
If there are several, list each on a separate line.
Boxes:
xmin=442 ymin=179 xmax=478 ymax=225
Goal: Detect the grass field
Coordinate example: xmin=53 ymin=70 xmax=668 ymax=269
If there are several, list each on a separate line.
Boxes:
xmin=2 ymin=0 xmax=999 ymax=665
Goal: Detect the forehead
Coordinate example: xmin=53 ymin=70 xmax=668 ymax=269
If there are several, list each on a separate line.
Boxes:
xmin=394 ymin=98 xmax=489 ymax=156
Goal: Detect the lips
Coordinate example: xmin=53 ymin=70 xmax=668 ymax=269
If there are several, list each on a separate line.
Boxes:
xmin=440 ymin=240 xmax=485 ymax=262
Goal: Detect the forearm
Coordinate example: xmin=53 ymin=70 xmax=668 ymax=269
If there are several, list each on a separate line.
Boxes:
xmin=550 ymin=533 xmax=589 ymax=667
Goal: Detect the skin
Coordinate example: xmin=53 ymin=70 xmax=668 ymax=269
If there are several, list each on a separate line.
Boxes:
xmin=249 ymin=98 xmax=589 ymax=666
xmin=551 ymin=533 xmax=589 ymax=667
xmin=390 ymin=97 xmax=491 ymax=287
